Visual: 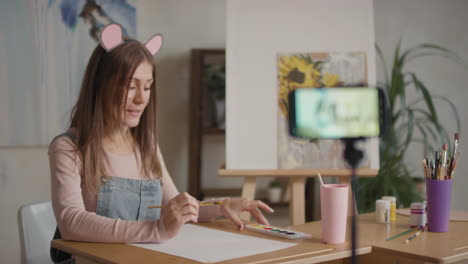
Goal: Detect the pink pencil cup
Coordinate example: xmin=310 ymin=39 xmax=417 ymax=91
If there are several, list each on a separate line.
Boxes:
xmin=320 ymin=184 xmax=349 ymax=244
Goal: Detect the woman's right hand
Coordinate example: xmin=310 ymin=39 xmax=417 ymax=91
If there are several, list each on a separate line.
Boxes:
xmin=161 ymin=192 xmax=199 ymax=239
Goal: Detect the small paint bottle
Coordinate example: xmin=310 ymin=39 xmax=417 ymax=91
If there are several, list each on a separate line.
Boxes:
xmin=410 ymin=202 xmax=426 ymax=228
xmin=382 ymin=196 xmax=397 ymax=222
xmin=376 ymin=199 xmax=391 ymax=224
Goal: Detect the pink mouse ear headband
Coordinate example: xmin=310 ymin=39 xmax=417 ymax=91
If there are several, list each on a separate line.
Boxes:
xmin=99 ymin=23 xmax=163 ymax=55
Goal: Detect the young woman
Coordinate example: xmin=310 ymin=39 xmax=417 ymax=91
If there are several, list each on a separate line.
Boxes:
xmin=49 ymin=24 xmax=273 ymax=262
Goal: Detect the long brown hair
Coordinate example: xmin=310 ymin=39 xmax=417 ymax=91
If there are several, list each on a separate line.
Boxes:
xmin=70 ymin=40 xmax=162 ymax=193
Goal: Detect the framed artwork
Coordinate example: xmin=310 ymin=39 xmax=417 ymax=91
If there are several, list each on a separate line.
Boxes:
xmin=277 ymin=52 xmax=372 ymax=169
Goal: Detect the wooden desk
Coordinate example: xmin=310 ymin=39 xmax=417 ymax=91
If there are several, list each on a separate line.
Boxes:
xmin=51 ymin=220 xmax=371 ymax=264
xmin=358 ymin=214 xmax=468 ymax=264
xmin=291 ymin=214 xmax=468 ymax=264
xmin=51 ymin=214 xmax=468 ymax=264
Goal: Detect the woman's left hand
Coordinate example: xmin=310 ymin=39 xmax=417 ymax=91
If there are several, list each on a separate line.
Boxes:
xmin=220 ymin=198 xmax=274 ymax=230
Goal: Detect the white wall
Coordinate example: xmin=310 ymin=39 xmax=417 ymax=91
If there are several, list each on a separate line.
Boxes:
xmin=373 ymin=0 xmax=468 ymax=210
xmin=137 ymin=0 xmax=226 ymax=193
xmin=0 ymin=147 xmax=50 ymax=264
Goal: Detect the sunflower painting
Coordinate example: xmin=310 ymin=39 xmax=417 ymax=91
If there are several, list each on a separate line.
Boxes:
xmin=277 ymin=52 xmax=369 ymax=169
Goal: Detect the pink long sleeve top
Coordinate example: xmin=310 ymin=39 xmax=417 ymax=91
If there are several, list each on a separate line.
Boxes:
xmin=49 ymin=135 xmax=223 ymax=243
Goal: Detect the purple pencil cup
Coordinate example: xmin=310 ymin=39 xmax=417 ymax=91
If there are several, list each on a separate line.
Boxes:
xmin=426 ymin=179 xmax=452 ymax=232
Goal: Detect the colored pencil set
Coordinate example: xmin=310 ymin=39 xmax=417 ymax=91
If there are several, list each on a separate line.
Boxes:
xmin=422 ymin=132 xmax=460 ymax=180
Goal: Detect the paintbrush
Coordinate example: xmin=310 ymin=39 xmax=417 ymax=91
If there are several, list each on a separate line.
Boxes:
xmin=404 ymin=228 xmax=424 ymax=244
xmin=448 ymin=133 xmax=460 ymax=179
xmin=386 ymin=227 xmax=419 ymax=241
xmin=441 ymin=144 xmax=448 ymax=179
xmin=422 ymin=159 xmax=430 ymax=179
xmin=148 ymin=201 xmax=223 ymax=209
xmin=450 ymin=152 xmax=460 ymax=179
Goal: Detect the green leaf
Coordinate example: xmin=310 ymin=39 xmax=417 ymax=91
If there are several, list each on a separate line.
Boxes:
xmin=314 ymin=61 xmax=324 ymax=69
xmin=407 ymin=44 xmax=463 ymax=63
xmin=388 ymin=40 xmax=403 ymax=106
xmin=376 ymin=44 xmax=390 ymax=85
xmin=420 ymin=120 xmax=445 ymax=146
xmin=402 ymin=109 xmax=415 ymax=153
xmin=415 ymin=124 xmax=431 ymax=155
xmin=433 ymin=95 xmax=461 ymax=132
xmin=392 ymin=110 xmax=402 ymax=124
xmin=410 ymin=73 xmax=439 ymax=124
xmin=299 ymin=54 xmax=313 ymax=64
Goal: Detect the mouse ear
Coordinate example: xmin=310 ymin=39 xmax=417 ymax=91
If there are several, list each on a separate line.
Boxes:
xmin=144 ymin=34 xmax=163 ymax=55
xmin=99 ymin=24 xmax=124 ymax=52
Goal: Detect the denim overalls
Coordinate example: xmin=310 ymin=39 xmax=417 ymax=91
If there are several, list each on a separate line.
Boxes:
xmin=50 ymin=132 xmax=162 ymax=263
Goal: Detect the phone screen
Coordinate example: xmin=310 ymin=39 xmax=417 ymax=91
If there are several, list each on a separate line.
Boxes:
xmin=288 ymin=87 xmax=380 ymax=139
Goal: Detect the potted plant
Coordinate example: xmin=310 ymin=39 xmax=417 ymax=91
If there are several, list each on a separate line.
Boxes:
xmin=204 ymin=64 xmax=226 ymax=129
xmin=268 ymin=179 xmax=282 ymax=204
xmin=357 ymin=42 xmax=461 ymax=213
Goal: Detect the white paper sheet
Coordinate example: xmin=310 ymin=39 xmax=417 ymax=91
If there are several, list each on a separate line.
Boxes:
xmin=130 ymin=224 xmax=297 ymax=263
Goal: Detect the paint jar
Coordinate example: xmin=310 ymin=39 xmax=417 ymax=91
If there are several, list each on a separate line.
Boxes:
xmin=410 ymin=202 xmax=427 ymax=228
xmin=382 ymin=196 xmax=396 ymax=222
xmin=376 ymin=199 xmax=390 ymax=224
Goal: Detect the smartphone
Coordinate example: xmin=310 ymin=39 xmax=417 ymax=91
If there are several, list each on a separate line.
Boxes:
xmin=288 ymin=87 xmax=383 ymax=139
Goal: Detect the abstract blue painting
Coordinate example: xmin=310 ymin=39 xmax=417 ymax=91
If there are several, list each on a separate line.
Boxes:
xmin=0 ymin=0 xmax=136 ymax=146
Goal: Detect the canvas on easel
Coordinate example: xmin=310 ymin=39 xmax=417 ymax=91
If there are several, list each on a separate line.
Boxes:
xmin=277 ymin=52 xmax=375 ymax=169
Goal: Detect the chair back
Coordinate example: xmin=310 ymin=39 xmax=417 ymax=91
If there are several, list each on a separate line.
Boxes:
xmin=18 ymin=201 xmax=56 ymax=264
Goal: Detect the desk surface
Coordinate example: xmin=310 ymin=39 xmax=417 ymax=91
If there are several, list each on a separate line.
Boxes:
xmin=51 ymin=220 xmax=371 ymax=264
xmin=51 ymin=214 xmax=468 ymax=264
xmin=358 ymin=213 xmax=468 ymax=263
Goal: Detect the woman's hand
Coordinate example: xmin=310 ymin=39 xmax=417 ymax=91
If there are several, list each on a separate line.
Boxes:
xmin=161 ymin=192 xmax=199 ymax=239
xmin=220 ymin=198 xmax=274 ymax=230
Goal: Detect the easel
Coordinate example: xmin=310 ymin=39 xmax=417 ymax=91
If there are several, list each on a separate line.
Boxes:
xmin=219 ymin=168 xmax=378 ymax=225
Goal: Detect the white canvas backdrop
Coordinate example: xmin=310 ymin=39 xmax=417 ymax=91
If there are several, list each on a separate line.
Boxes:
xmin=226 ymin=0 xmax=378 ymax=170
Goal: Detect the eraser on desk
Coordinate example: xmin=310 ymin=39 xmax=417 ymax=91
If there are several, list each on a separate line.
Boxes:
xmin=245 ymin=224 xmax=311 ymax=239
